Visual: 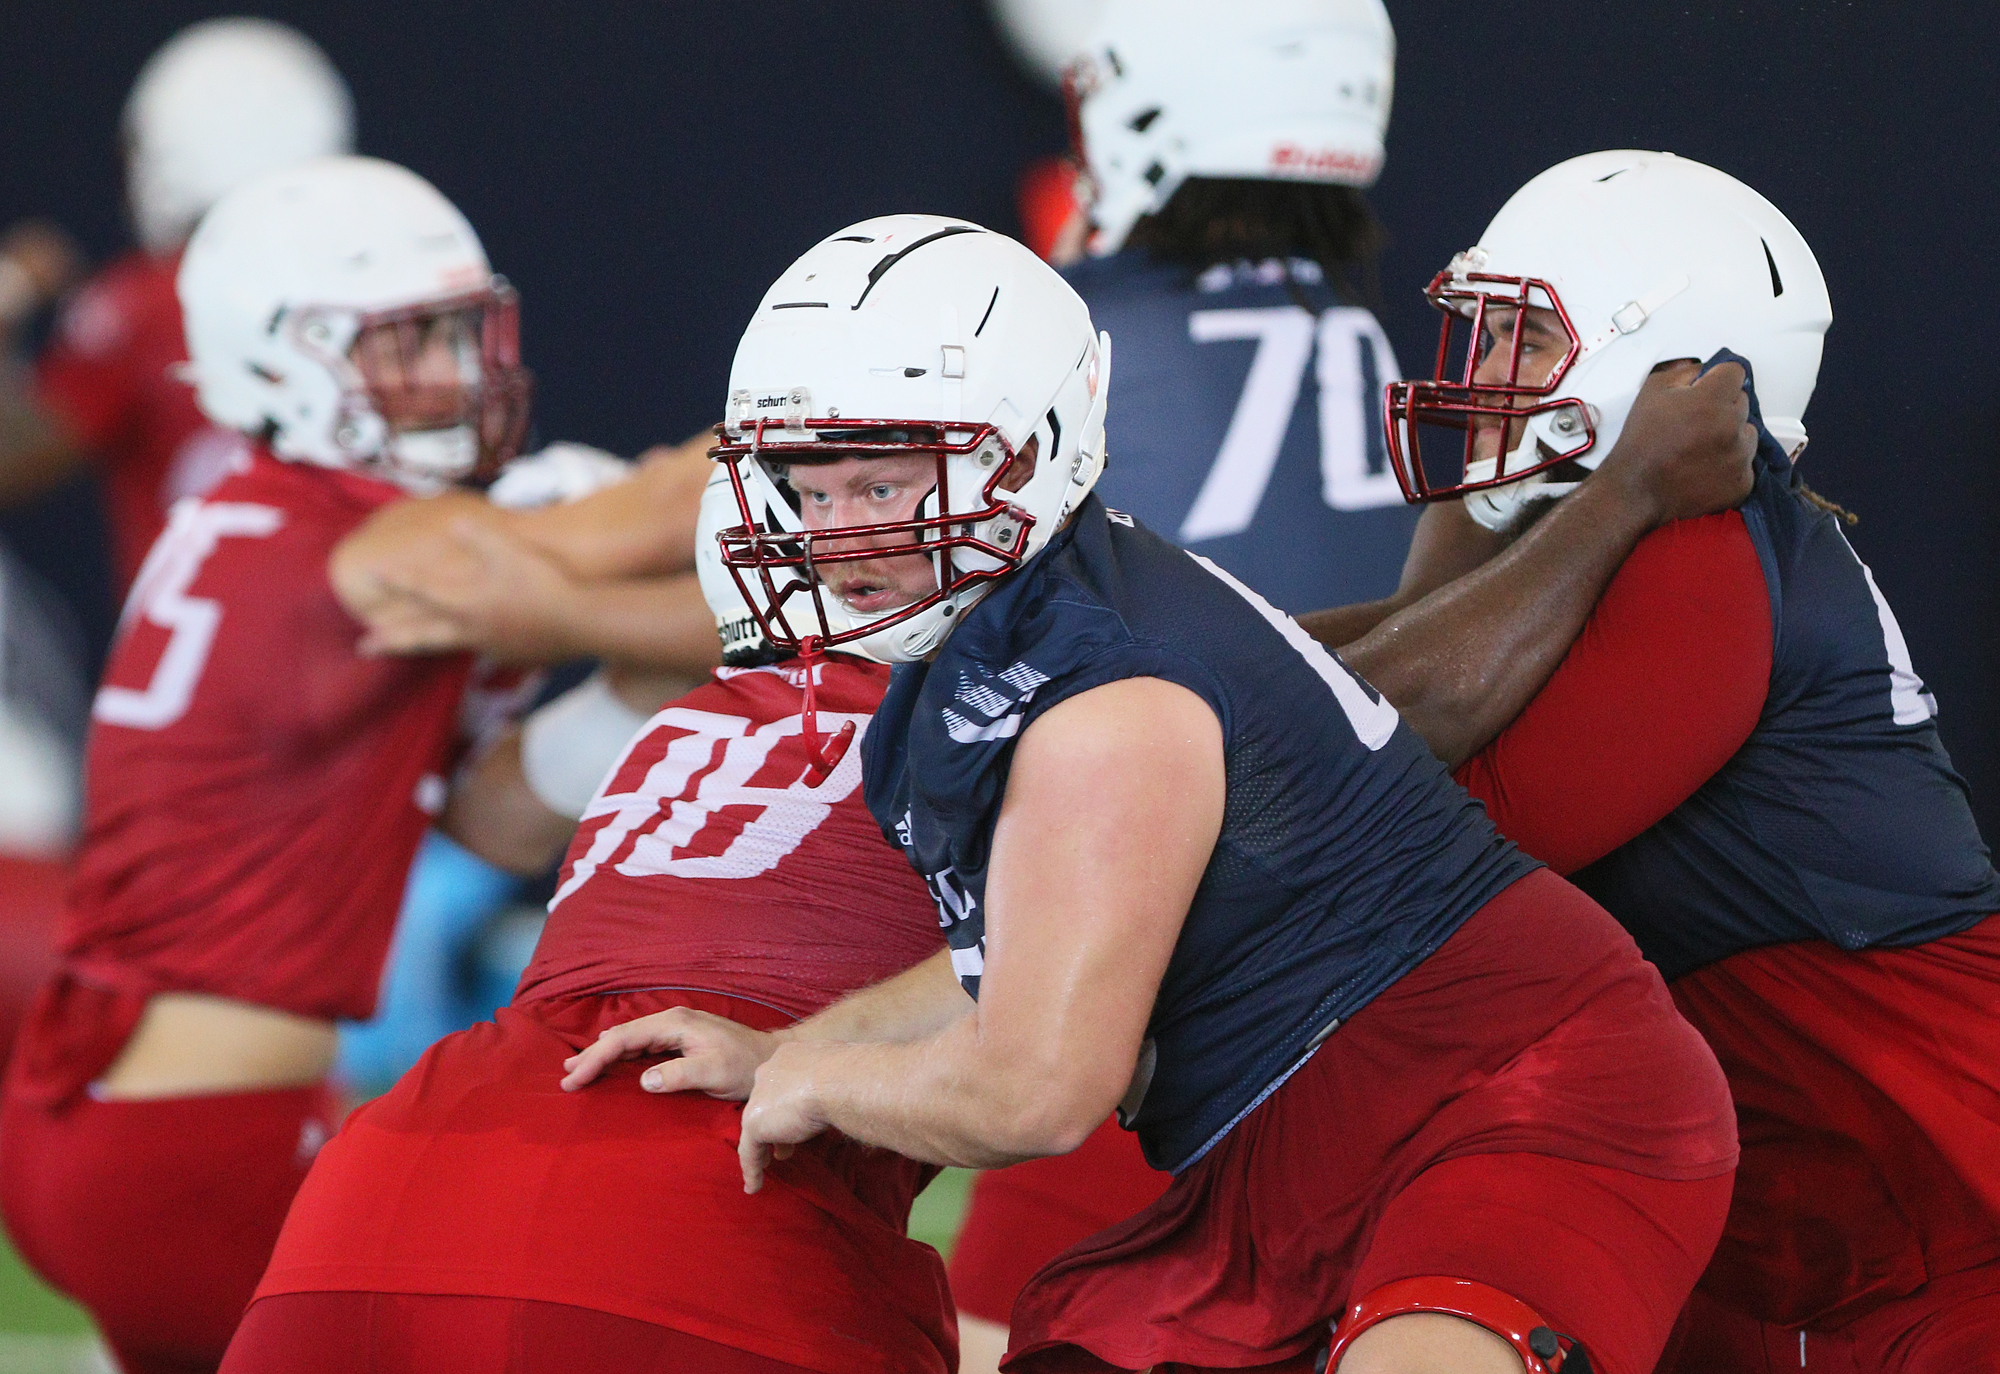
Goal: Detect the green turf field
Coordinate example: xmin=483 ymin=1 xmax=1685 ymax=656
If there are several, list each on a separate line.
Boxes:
xmin=0 ymin=1168 xmax=979 ymax=1367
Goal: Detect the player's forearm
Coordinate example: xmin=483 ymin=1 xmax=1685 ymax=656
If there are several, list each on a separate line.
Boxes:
xmin=778 ymin=948 xmax=970 ymax=1048
xmin=508 ymin=434 xmax=711 ymax=579
xmin=1298 ymin=501 xmax=1509 ymax=650
xmin=787 ymin=1014 xmax=1100 ymax=1168
xmin=1341 ymin=466 xmax=1659 ymax=768
xmin=548 ymin=574 xmax=722 ymax=673
xmin=328 ymin=489 xmax=489 ymax=617
xmin=439 ymin=726 xmax=578 ymax=876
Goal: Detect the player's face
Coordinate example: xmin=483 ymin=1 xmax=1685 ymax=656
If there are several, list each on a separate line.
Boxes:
xmin=786 ymin=454 xmax=943 ymax=615
xmin=351 ymin=307 xmax=481 ymax=434
xmin=1468 ymin=304 xmax=1568 ymax=464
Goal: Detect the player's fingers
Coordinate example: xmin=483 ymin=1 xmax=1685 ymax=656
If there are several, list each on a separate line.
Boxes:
xmin=739 ymin=1131 xmax=770 ymax=1195
xmin=1693 ymin=358 xmax=1747 ymax=396
xmin=560 ymin=1026 xmax=666 ymax=1090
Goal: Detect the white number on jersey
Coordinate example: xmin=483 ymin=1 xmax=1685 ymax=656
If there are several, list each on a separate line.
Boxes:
xmin=550 ymin=699 xmax=870 ymax=908
xmin=1178 ymin=305 xmax=1404 ymax=543
xmin=93 ymin=498 xmax=285 ymax=730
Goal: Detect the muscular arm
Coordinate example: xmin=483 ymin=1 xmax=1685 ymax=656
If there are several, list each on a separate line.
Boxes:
xmin=329 ymin=434 xmax=723 ymax=670
xmin=558 ymin=677 xmax=1224 ymax=1182
xmin=1454 ymin=511 xmax=1770 ymax=873
xmin=332 ymin=432 xmax=712 ymax=600
xmin=735 ymin=678 xmax=1223 ymax=1182
xmin=1295 ymin=499 xmax=1506 ymax=647
xmin=441 ymin=666 xmax=695 ymax=874
xmin=1318 ymin=360 xmax=1756 ymax=767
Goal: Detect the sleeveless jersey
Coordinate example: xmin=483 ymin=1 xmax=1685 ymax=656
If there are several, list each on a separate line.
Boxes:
xmin=62 ymin=450 xmax=471 ymax=1021
xmin=1066 ymin=251 xmax=1418 ymax=613
xmin=516 ymin=657 xmax=942 ymax=1019
xmin=37 ymin=250 xmax=242 ymax=591
xmin=864 ymin=496 xmax=1538 ymax=1172
xmin=1572 ymin=404 xmax=2000 ymax=979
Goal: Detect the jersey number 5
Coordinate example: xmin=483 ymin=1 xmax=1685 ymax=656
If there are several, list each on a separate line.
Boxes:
xmin=93 ymin=499 xmax=285 ymax=730
xmin=1180 ymin=305 xmax=1404 ymax=543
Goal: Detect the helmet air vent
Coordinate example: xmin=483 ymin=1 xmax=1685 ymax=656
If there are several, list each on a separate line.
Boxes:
xmin=1762 ymin=239 xmax=1785 ymax=297
xmin=851 ymin=225 xmax=983 ymax=310
xmin=974 ymin=286 xmax=1000 ymax=337
xmin=1128 ymin=106 xmax=1162 ymax=133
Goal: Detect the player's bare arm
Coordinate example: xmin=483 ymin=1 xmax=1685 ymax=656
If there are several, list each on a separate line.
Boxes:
xmin=729 ymin=676 xmax=1222 ymax=1190
xmin=1307 ymin=358 xmax=1754 ymax=765
xmin=330 ymin=434 xmax=721 ymax=667
xmin=440 ymin=664 xmax=689 ymax=874
xmin=0 ymin=219 xmax=89 ymax=505
xmin=558 ymin=675 xmax=1223 ymax=1185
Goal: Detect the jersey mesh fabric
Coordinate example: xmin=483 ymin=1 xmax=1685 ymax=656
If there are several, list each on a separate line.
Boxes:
xmin=1068 ymin=251 xmax=1417 ymax=613
xmin=55 ymin=450 xmax=468 ymax=1033
xmin=865 ymin=496 xmax=1538 ymax=1172
xmin=36 ymin=249 xmax=236 ymax=590
xmin=514 ymin=658 xmax=941 ymax=1014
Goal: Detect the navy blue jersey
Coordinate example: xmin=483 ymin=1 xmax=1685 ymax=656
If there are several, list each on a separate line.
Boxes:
xmin=1065 ymin=251 xmax=1419 ymax=614
xmin=864 ymin=496 xmax=1537 ymax=1172
xmin=1574 ymin=398 xmax=2000 ymax=979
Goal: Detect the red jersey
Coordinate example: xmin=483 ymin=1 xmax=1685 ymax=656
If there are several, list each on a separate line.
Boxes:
xmin=515 ymin=657 xmax=941 ymax=1016
xmin=36 ymin=250 xmax=242 ymax=590
xmin=61 ymin=448 xmax=470 ymax=1022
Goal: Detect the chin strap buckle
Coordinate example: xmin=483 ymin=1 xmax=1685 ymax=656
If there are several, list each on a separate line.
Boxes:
xmin=1324 ymin=1276 xmax=1591 ymax=1374
xmin=795 ymin=637 xmax=856 ymax=787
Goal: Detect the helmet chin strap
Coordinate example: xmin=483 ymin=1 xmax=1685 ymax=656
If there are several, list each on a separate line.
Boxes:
xmin=794 ymin=636 xmax=856 ymax=787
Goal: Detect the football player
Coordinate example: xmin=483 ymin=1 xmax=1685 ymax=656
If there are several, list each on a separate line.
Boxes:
xmin=219 ymin=477 xmax=955 ymax=1374
xmin=953 ymin=2 xmax=1415 ymax=1352
xmin=0 ymin=156 xmax=529 ymax=1374
xmin=563 ymin=214 xmax=1756 ymax=1374
xmin=1352 ymin=150 xmax=2000 ymax=1373
xmin=0 ymin=19 xmax=353 ymax=592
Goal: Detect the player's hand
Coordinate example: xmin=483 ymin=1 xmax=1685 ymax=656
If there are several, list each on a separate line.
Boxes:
xmin=737 ymin=1043 xmax=833 ymax=1194
xmin=559 ymin=1006 xmax=780 ymax=1098
xmin=359 ymin=517 xmax=579 ymax=660
xmin=1591 ymin=359 xmax=1756 ymax=526
xmin=0 ymin=219 xmax=83 ymax=326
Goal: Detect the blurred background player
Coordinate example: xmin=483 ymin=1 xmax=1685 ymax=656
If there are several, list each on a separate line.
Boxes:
xmin=223 ymin=477 xmax=955 ymax=1374
xmin=0 ymin=18 xmax=356 ymax=1101
xmin=0 ymin=155 xmax=530 ymax=1374
xmin=0 ymin=18 xmax=353 ymax=594
xmin=1344 ymin=150 xmax=2000 ymax=1372
xmin=949 ymin=2 xmax=1416 ymax=1362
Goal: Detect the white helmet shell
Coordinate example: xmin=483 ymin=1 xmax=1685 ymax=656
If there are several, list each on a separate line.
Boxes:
xmin=695 ymin=464 xmax=789 ymax=667
xmin=989 ymin=0 xmax=1110 ymax=88
xmin=177 ymin=155 xmax=530 ymax=493
xmin=123 ymin=18 xmax=354 ymax=254
xmin=714 ymin=215 xmax=1108 ymax=663
xmin=1448 ymin=151 xmax=1831 ymax=531
xmin=1074 ymin=0 xmax=1394 ymax=254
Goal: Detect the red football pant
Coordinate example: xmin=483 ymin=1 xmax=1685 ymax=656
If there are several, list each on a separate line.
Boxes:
xmin=223 ymin=1293 xmax=820 ymax=1374
xmin=1659 ymin=1263 xmax=2000 ymax=1374
xmin=0 ymin=1082 xmax=337 ymax=1374
xmin=950 ymin=1118 xmax=1170 ymax=1325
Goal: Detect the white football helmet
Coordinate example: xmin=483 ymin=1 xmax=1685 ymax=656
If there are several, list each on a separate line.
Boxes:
xmin=1071 ymin=0 xmax=1395 ymax=254
xmin=1385 ymin=150 xmax=1832 ymax=532
xmin=177 ymin=156 xmax=531 ymax=493
xmin=711 ymin=214 xmax=1109 ymax=664
xmin=695 ymin=465 xmax=787 ymax=667
xmin=989 ymin=0 xmax=1110 ymax=88
xmin=123 ymin=18 xmax=354 ymax=254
